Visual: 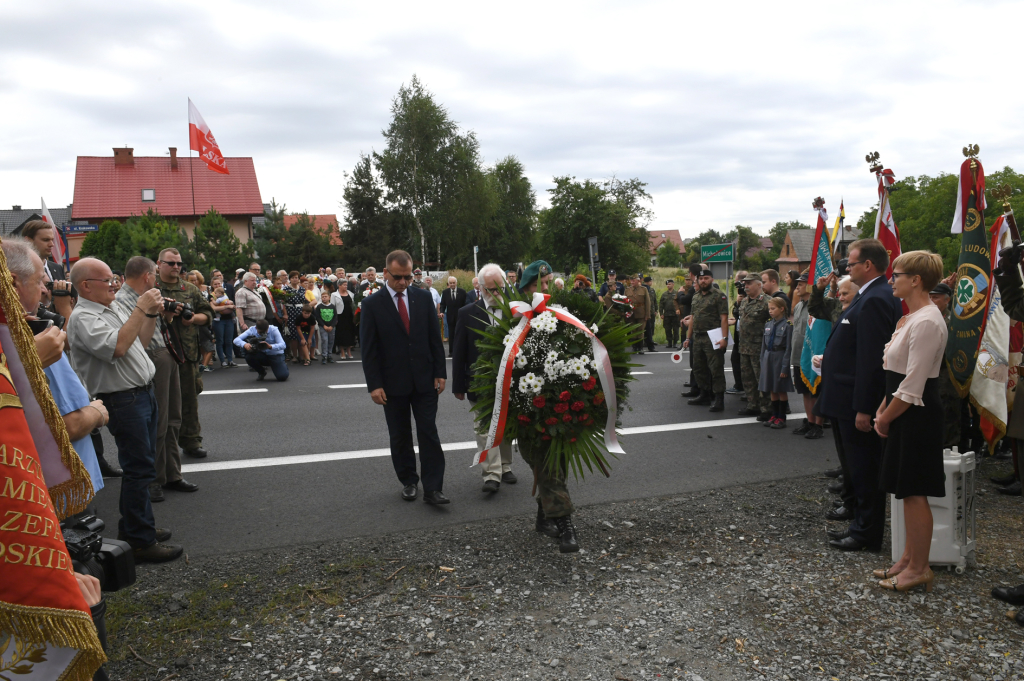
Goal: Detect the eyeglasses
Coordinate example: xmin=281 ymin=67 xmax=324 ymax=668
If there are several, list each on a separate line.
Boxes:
xmin=161 ymin=260 xmax=183 ymax=268
xmin=84 ymin=277 xmax=119 ymax=287
xmin=889 ymin=272 xmax=913 ymax=281
xmin=846 ymin=260 xmax=864 ymax=268
xmin=386 ymin=269 xmax=414 ymax=281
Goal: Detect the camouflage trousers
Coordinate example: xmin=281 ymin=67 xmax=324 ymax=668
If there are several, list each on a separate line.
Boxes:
xmin=176 ymin=361 xmax=204 ymax=451
xmin=692 ymin=335 xmax=726 ymax=394
xmin=740 ymin=352 xmax=766 ymax=413
xmin=519 ymin=439 xmax=574 ymax=519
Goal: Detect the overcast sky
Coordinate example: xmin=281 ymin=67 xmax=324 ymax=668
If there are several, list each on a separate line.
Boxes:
xmin=3 ymin=0 xmax=1022 ymax=239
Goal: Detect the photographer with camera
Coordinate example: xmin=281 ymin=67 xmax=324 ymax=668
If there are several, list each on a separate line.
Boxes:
xmin=156 ymin=248 xmax=214 ymax=461
xmin=233 ymin=318 xmax=289 ymax=381
xmin=67 ymin=257 xmax=184 ymax=563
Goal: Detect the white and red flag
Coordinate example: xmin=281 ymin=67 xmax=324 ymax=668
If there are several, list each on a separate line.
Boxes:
xmin=40 ymin=197 xmax=66 ymax=269
xmin=872 ymin=168 xmax=902 ymax=279
xmin=188 ymin=98 xmax=229 ymax=175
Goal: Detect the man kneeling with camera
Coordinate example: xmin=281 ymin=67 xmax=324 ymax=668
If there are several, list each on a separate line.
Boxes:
xmin=234 ymin=318 xmax=289 ymax=381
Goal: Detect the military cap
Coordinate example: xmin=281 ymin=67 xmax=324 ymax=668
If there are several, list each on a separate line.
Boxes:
xmin=931 ymin=282 xmax=953 ymax=297
xmin=414 ymin=268 xmax=422 ymax=275
xmin=643 ymin=275 xmax=652 ymax=282
xmin=742 ymin=273 xmax=760 ymax=282
xmin=797 ymin=271 xmax=809 ymax=283
xmin=608 ymin=269 xmax=616 ymax=275
xmin=518 ymin=260 xmax=552 ymax=291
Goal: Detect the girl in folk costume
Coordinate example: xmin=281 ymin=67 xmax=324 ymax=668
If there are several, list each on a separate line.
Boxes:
xmin=759 ymin=296 xmax=794 ymax=429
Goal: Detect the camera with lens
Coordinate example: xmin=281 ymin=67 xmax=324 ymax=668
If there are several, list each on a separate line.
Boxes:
xmin=61 ymin=514 xmax=135 ymax=592
xmin=249 ymin=333 xmax=272 ymax=353
xmin=163 ymin=299 xmax=195 ymax=321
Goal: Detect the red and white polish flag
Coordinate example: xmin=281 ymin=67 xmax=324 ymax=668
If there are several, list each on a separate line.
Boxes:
xmin=872 ymin=168 xmax=902 ymax=280
xmin=40 ymin=197 xmax=65 ymax=269
xmin=188 ymin=98 xmax=230 ymax=175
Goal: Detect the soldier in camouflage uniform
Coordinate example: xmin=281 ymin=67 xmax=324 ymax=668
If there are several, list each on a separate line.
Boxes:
xmin=737 ymin=273 xmax=771 ymax=419
xmin=928 ymin=282 xmax=962 ymax=449
xmin=157 ymin=248 xmax=215 ymax=459
xmin=683 ymin=267 xmax=729 ymax=412
xmin=659 ymin=279 xmax=680 ymax=349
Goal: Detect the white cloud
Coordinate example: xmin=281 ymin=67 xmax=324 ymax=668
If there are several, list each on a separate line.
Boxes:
xmin=2 ymin=0 xmax=1023 ymax=238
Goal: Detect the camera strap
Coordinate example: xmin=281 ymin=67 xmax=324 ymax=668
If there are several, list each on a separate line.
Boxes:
xmin=162 ymin=319 xmax=186 ymax=365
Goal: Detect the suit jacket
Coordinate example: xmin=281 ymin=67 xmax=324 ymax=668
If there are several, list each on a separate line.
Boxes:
xmin=466 ymin=289 xmax=480 ymax=305
xmin=451 ymin=299 xmax=491 ymax=399
xmin=439 ymin=287 xmax=467 ymax=327
xmin=818 ymin=278 xmax=902 ymax=420
xmin=360 ymin=285 xmax=446 ymax=396
xmin=45 ymin=259 xmax=66 ymax=281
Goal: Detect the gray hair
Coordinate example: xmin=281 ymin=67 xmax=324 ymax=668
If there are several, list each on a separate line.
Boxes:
xmin=838 ymin=275 xmax=859 ymax=292
xmin=242 ymin=272 xmax=258 ymax=284
xmin=1 ymin=239 xmax=40 ymax=283
xmin=477 ymin=263 xmax=506 ymax=305
xmin=124 ymin=255 xmax=156 ymax=280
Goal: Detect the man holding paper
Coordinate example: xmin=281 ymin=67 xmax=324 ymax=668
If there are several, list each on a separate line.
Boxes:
xmin=683 ymin=267 xmax=729 ymax=412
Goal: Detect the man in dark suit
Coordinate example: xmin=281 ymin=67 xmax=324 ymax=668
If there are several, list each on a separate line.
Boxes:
xmin=438 ymin=276 xmax=467 ymax=357
xmin=465 ymin=277 xmax=480 ymax=305
xmin=818 ymin=238 xmax=902 ymax=551
xmin=360 ymin=250 xmax=450 ymax=505
xmin=452 ymin=264 xmax=519 ymax=495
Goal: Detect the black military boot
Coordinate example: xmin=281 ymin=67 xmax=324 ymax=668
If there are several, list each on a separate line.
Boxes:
xmin=555 ymin=516 xmax=580 ymax=553
xmin=681 ymin=385 xmax=701 ymax=398
xmin=709 ymin=393 xmax=725 ymax=412
xmin=535 ymin=505 xmax=560 ymax=538
xmin=687 ymin=390 xmax=711 ymax=406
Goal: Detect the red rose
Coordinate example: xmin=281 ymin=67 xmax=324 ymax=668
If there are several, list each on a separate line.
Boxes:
xmin=517 ymin=414 xmax=531 ymax=423
xmin=553 ymin=402 xmax=569 ymax=414
xmin=570 ymin=401 xmax=585 ymax=412
xmin=562 ymin=413 xmax=573 ymax=422
xmin=593 ymin=395 xmax=605 ymax=406
xmin=532 ymin=396 xmax=546 ymax=408
xmin=542 ymin=435 xmax=552 ymax=441
xmin=582 ymin=377 xmax=597 ymax=391
xmin=559 ymin=391 xmax=571 ymax=402
xmin=570 ymin=437 xmax=578 ymax=443
xmin=545 ymin=417 xmax=558 ymax=425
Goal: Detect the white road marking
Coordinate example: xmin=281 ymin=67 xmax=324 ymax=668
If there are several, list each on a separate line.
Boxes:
xmin=630 ymin=371 xmax=653 ymax=375
xmin=200 ymin=389 xmax=268 ymax=395
xmin=329 ymin=383 xmax=368 ymax=389
xmin=179 ymin=414 xmax=808 ymax=474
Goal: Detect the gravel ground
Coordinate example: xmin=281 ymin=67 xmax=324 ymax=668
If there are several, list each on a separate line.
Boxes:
xmin=103 ymin=457 xmax=1024 ymax=681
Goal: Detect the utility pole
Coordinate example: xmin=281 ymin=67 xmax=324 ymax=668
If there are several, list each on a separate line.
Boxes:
xmin=473 ymin=245 xmax=479 ymax=276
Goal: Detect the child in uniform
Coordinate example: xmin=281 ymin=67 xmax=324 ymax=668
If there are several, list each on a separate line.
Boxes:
xmin=759 ymin=296 xmax=793 ymax=429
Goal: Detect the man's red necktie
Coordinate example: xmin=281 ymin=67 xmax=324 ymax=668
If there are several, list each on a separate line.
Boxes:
xmin=396 ymin=292 xmax=410 ymax=333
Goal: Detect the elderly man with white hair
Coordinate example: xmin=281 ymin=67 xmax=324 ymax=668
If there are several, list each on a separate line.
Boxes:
xmin=234 ymin=272 xmax=265 ymax=333
xmin=451 ymin=264 xmax=522 ymax=494
xmin=438 ymin=275 xmax=467 ymax=357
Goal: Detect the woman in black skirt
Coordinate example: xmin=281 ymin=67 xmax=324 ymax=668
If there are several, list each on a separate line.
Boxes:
xmin=873 ymin=251 xmax=947 ymax=593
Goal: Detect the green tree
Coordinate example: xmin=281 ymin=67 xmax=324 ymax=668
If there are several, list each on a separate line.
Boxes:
xmin=536 ymin=176 xmax=651 ymax=275
xmin=768 ymin=220 xmax=810 ymax=252
xmin=80 ymin=210 xmax=188 ymax=272
xmin=656 ymin=240 xmax=682 ymax=267
xmin=376 ymin=75 xmax=490 ymax=268
xmin=482 ymin=155 xmax=536 ymax=267
xmin=725 ymin=225 xmax=766 ymax=271
xmin=340 ymin=155 xmax=409 ymax=271
xmin=189 ymin=208 xmax=254 ymax=275
xmin=253 ymin=199 xmax=290 ymax=273
xmin=79 ymin=219 xmax=125 ymax=268
xmin=287 ymin=212 xmax=341 ymax=273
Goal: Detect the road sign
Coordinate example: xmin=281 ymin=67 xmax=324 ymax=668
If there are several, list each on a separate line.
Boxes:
xmin=700 ymin=242 xmax=734 ymax=263
xmin=587 ymin=237 xmax=599 ymax=283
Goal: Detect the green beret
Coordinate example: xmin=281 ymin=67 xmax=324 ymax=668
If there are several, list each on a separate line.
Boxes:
xmin=518 ymin=260 xmax=552 ymax=291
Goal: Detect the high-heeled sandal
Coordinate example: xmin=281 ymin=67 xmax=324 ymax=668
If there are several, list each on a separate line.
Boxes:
xmin=879 ymin=568 xmax=934 ymax=593
xmin=872 ymin=567 xmax=902 ymax=579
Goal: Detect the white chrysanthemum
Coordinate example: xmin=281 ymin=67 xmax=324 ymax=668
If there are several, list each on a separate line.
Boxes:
xmin=503 ymin=333 xmax=516 ymax=346
xmin=579 ymin=354 xmax=591 ymax=365
xmin=590 ymin=359 xmax=599 ymax=370
xmin=515 ymin=353 xmax=527 ymax=368
xmin=532 ymin=311 xmax=558 ymax=333
xmin=578 ymin=367 xmax=591 ymax=381
xmin=546 ymin=350 xmax=559 ymax=362
xmin=590 ymin=323 xmax=599 ymax=333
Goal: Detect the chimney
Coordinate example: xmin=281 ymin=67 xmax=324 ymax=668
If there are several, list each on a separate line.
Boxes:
xmin=169 ymin=147 xmax=178 ymax=169
xmin=12 ymin=205 xmax=20 ymax=211
xmin=113 ymin=147 xmax=134 ymax=166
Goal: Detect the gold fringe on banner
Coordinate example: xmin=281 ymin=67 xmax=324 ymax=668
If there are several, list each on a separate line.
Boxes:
xmin=0 ymin=601 xmax=107 ymax=681
xmin=0 ymin=237 xmax=94 ymax=519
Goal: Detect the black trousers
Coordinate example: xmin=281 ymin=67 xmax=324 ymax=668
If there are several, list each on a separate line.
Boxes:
xmin=383 ymin=389 xmax=445 ymax=492
xmin=730 ymin=332 xmax=743 ymax=390
xmin=836 ymin=418 xmax=886 ymax=547
xmin=663 ymin=316 xmax=679 ymax=346
xmin=645 ymin=318 xmax=656 ymax=349
xmin=831 ymin=417 xmax=857 ymax=508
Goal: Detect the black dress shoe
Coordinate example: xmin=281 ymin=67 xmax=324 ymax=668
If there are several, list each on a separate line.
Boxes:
xmin=501 ymin=471 xmax=517 ymax=484
xmin=148 ymin=483 xmax=165 ymax=503
xmin=737 ymin=407 xmax=760 ymax=416
xmin=991 ymin=584 xmax=1024 ymax=606
xmin=402 ymin=485 xmax=418 ymax=501
xmin=555 ymin=516 xmax=580 ymax=553
xmin=98 ymin=456 xmax=123 ymax=478
xmin=424 ymin=490 xmax=450 ymax=505
xmin=756 ymin=412 xmax=772 ymax=422
xmin=823 ymin=467 xmax=842 ymax=478
xmin=827 ymin=527 xmax=850 ymax=540
xmin=681 ymin=386 xmax=701 ymax=398
xmin=997 ymin=480 xmax=1022 ymax=496
xmin=825 ymin=506 xmax=854 ymax=521
xmin=163 ymin=479 xmax=199 ymax=493
xmin=119 ymin=528 xmax=172 ymax=543
xmin=832 ymin=498 xmax=844 ymax=507
xmin=482 ymin=480 xmax=500 ymax=493
xmin=990 ymin=473 xmax=1017 ymax=485
xmin=829 ymin=535 xmax=880 ymax=551
xmin=827 ymin=480 xmax=845 ymax=494
xmin=184 ymin=447 xmax=208 ymax=459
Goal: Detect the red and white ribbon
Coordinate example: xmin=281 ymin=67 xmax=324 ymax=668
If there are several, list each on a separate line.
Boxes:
xmin=473 ymin=292 xmax=625 ymax=466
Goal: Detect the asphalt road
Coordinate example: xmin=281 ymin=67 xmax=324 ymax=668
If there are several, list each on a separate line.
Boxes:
xmin=91 ymin=349 xmax=838 ymax=557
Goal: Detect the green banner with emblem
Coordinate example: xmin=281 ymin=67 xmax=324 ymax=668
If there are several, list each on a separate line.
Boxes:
xmin=946 ymin=156 xmax=988 ymax=396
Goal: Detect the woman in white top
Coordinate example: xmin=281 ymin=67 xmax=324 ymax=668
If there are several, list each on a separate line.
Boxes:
xmin=873 ymin=251 xmax=947 ymax=594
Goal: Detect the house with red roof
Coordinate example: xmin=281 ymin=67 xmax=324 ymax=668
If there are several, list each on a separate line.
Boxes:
xmin=69 ymin=147 xmax=264 ymax=259
xmin=648 ymin=229 xmax=686 ymax=265
xmin=283 ymin=213 xmax=343 ymax=246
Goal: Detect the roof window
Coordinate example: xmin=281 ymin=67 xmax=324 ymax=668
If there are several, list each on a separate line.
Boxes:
xmin=142 ymin=189 xmax=156 ymax=202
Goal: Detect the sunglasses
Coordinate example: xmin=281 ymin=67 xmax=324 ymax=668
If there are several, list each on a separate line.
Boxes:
xmin=161 ymin=260 xmax=183 ymax=268
xmin=386 ymin=269 xmax=414 ymax=281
